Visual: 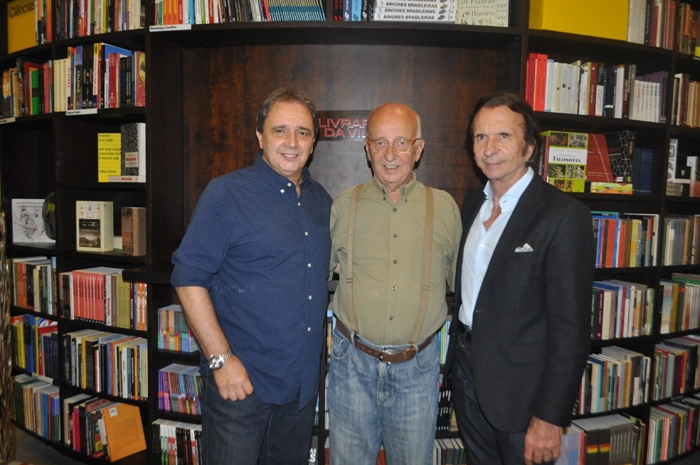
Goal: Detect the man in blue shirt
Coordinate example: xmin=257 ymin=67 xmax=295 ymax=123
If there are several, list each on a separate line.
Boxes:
xmin=171 ymin=88 xmax=332 ymax=465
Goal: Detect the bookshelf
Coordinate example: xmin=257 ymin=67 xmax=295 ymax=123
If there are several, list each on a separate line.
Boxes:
xmin=4 ymin=0 xmax=700 ymax=463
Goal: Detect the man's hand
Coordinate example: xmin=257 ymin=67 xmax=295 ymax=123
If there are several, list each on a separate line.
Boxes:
xmin=212 ymin=354 xmax=254 ymax=401
xmin=524 ymin=416 xmax=562 ymax=464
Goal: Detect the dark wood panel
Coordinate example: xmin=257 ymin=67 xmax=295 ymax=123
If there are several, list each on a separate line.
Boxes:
xmin=148 ymin=35 xmax=185 ymax=264
xmin=181 ymin=43 xmax=505 ymax=219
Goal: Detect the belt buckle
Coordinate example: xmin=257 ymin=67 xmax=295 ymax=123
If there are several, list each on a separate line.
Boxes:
xmin=378 ymin=348 xmax=398 ymax=363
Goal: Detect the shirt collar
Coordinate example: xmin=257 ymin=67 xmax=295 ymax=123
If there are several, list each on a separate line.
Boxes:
xmin=371 ymin=172 xmax=418 ymax=201
xmin=254 ymin=151 xmax=311 ymax=190
xmin=483 ymin=167 xmax=534 ymax=212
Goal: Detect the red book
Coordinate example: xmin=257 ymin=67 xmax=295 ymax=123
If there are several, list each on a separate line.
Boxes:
xmin=534 ymin=53 xmax=548 ymax=112
xmin=586 ymin=133 xmax=614 ymax=182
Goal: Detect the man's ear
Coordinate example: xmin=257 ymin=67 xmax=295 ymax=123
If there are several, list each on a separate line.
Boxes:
xmin=256 ymin=130 xmax=264 ymax=149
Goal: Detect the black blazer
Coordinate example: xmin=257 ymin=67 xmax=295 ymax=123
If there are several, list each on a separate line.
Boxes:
xmin=445 ymin=174 xmax=595 ymax=432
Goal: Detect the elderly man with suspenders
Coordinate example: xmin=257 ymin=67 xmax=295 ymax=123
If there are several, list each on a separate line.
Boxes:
xmin=328 ymin=102 xmax=462 ymax=465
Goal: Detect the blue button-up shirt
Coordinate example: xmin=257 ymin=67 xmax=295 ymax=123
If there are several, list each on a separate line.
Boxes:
xmin=171 ymin=153 xmax=332 ymax=407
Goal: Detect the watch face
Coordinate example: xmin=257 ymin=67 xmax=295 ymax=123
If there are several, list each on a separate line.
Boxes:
xmin=210 ymin=355 xmax=223 ymax=370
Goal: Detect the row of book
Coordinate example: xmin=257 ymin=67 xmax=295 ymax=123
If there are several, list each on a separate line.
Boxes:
xmin=672 ymin=72 xmax=700 ymax=128
xmin=591 ymin=212 xmax=659 ymax=269
xmin=569 ymin=413 xmax=646 ymax=465
xmin=525 ymin=55 xmax=668 ymax=124
xmin=63 ymin=328 xmax=148 ymax=400
xmin=9 ymin=314 xmax=59 ymax=378
xmin=653 ymin=335 xmax=700 ymax=401
xmin=66 ymin=44 xmax=146 ymax=111
xmin=659 ymin=273 xmax=700 ymax=334
xmin=627 ymin=0 xmax=699 ymax=54
xmin=0 ymin=45 xmax=145 ymax=119
xmin=60 ymin=266 xmax=148 ymax=330
xmin=9 ymin=255 xmax=57 ymax=314
xmin=591 ymin=280 xmax=654 ymax=341
xmin=151 ymin=419 xmax=202 ymax=465
xmin=158 ymin=363 xmax=202 ymax=415
xmin=158 ymin=304 xmax=199 ymax=353
xmin=578 ymin=346 xmax=651 ymax=416
xmin=647 ymin=394 xmax=700 ymax=463
xmin=153 ymin=0 xmax=325 ymax=24
xmin=63 ymin=393 xmax=147 ymax=461
xmin=6 ymin=0 xmax=145 ymax=54
xmin=12 ymin=373 xmax=60 ymax=442
xmin=334 ymin=0 xmax=508 ymax=26
xmin=661 ymin=216 xmax=700 ymax=266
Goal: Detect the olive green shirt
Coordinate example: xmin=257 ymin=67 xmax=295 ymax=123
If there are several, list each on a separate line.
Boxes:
xmin=330 ymin=176 xmax=462 ymax=346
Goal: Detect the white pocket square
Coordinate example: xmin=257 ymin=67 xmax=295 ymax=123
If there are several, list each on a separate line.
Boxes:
xmin=515 ymin=243 xmax=533 ymax=253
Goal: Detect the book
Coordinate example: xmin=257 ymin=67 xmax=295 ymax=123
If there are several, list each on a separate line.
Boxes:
xmin=542 ymin=130 xmax=588 ymax=193
xmin=11 ymin=198 xmax=54 ymax=244
xmin=76 ymin=200 xmax=114 ymax=252
xmin=108 ymin=122 xmax=146 ymax=182
xmin=586 ymin=133 xmax=614 ymax=183
xmin=121 ymin=207 xmax=147 ymax=256
xmin=97 ymin=132 xmax=122 ymax=183
xmin=7 ymin=0 xmax=37 ymax=53
xmin=101 ymin=403 xmax=147 ymax=460
xmin=455 ymin=0 xmax=508 ymax=26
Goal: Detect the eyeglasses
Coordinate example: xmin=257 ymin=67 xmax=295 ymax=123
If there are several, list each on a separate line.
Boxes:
xmin=366 ymin=138 xmax=421 ymax=154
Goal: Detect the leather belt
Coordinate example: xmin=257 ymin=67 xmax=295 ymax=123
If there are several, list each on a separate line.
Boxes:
xmin=336 ymin=322 xmax=434 ymax=364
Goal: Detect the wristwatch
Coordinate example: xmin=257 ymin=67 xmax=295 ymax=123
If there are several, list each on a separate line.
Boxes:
xmin=208 ymin=349 xmax=233 ymax=370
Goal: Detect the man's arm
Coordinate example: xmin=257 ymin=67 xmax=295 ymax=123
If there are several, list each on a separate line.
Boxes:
xmin=526 ymin=201 xmax=595 ymax=463
xmin=175 ymin=285 xmax=254 ymax=401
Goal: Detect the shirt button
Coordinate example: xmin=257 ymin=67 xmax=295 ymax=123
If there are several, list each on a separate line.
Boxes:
xmin=308 ymin=263 xmax=312 ymax=268
xmin=393 ymin=260 xmax=397 ymax=264
xmin=393 ymin=208 xmax=397 ymax=212
xmin=288 ymin=182 xmax=293 ymax=187
xmin=280 ymin=189 xmax=285 ymax=193
xmin=392 ymin=286 xmax=397 ymax=291
xmin=389 ymin=316 xmax=394 ymax=320
xmin=308 ymin=295 xmax=313 ymax=300
xmin=393 ymin=233 xmax=397 ymax=238
xmin=305 ymin=231 xmax=308 ymax=236
xmin=307 ymin=327 xmax=311 ymax=332
xmin=298 ymin=202 xmax=301 ymax=206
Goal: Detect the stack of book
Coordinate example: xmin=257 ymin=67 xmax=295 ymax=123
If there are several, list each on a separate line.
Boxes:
xmin=647 ymin=395 xmax=700 ymax=463
xmin=659 ymin=274 xmax=700 ymax=334
xmin=9 ymin=315 xmax=59 ymax=378
xmin=13 ymin=373 xmax=60 ymax=442
xmin=64 ymin=396 xmax=147 ymax=461
xmin=158 ymin=304 xmax=200 ymax=352
xmin=591 ymin=280 xmax=654 ymax=341
xmin=63 ymin=329 xmax=148 ymax=400
xmin=525 ymin=54 xmax=667 ymax=124
xmin=158 ymin=363 xmax=202 ymax=415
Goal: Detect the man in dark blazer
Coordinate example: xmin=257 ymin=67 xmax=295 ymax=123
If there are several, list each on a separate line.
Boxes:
xmin=445 ymin=91 xmax=595 ymax=465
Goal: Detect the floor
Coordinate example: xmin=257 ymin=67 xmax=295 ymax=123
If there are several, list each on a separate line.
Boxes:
xmin=8 ymin=426 xmax=83 ymax=465
xmin=9 ymin=424 xmax=700 ymax=465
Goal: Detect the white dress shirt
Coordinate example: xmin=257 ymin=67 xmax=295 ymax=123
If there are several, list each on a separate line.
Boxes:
xmin=459 ymin=168 xmax=534 ymax=328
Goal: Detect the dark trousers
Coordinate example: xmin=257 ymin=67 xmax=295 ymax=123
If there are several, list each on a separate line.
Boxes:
xmin=202 ymin=370 xmax=316 ymax=465
xmin=451 ymin=328 xmax=552 ymax=465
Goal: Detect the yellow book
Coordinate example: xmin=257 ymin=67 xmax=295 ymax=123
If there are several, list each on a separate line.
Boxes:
xmin=7 ymin=0 xmax=37 ymax=53
xmin=529 ymin=0 xmax=629 ymax=42
xmin=101 ymin=403 xmax=147 ymax=461
xmin=97 ymin=133 xmax=122 ymax=182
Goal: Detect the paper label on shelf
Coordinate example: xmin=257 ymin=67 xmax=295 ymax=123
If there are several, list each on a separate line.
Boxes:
xmin=150 ymin=24 xmax=192 ymax=31
xmin=66 ymin=109 xmax=98 ymax=116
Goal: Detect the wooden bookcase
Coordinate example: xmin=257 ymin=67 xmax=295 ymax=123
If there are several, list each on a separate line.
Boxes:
xmin=4 ymin=0 xmax=700 ymax=463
